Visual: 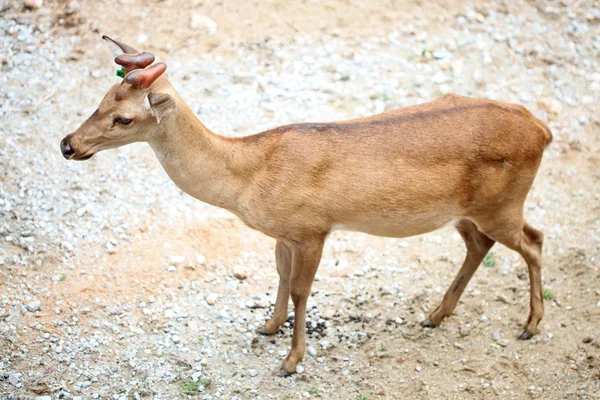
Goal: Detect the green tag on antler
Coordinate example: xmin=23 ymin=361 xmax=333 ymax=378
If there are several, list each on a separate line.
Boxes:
xmin=116 ymin=66 xmax=126 ymax=78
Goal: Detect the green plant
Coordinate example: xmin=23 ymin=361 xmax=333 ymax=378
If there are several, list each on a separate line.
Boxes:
xmin=59 ymin=274 xmax=67 ymax=281
xmin=543 ymin=289 xmax=554 ymax=300
xmin=357 ymin=396 xmax=370 ymax=400
xmin=483 ymin=253 xmax=496 ymax=268
xmin=308 ymin=386 xmax=319 ymax=395
xmin=379 ymin=343 xmax=387 ymax=352
xmin=180 ymin=380 xmax=200 ymax=395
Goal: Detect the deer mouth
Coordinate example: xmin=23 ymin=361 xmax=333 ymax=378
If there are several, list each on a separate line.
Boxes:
xmin=72 ymin=153 xmax=95 ymax=161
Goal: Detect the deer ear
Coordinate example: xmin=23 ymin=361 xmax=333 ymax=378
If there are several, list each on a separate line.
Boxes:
xmin=147 ymin=92 xmax=176 ymax=124
xmin=102 ymin=35 xmax=139 ymax=57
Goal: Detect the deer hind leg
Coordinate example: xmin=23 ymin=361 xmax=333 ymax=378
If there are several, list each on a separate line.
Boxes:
xmin=421 ymin=219 xmax=495 ymax=328
xmin=258 ymin=241 xmax=292 ymax=335
xmin=475 ymin=215 xmax=544 ymax=340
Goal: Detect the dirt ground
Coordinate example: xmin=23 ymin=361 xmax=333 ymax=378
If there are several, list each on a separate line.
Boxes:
xmin=1 ymin=0 xmax=600 ymax=399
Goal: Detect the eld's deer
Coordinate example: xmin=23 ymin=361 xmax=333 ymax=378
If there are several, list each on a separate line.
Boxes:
xmin=61 ymin=36 xmax=553 ymax=376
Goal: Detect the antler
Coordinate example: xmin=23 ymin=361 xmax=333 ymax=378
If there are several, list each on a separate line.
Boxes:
xmin=115 ymin=52 xmax=155 ymax=73
xmin=125 ymin=62 xmax=167 ymax=88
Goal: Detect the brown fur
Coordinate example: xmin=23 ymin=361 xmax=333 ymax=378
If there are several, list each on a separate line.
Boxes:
xmin=61 ymin=38 xmax=552 ymax=376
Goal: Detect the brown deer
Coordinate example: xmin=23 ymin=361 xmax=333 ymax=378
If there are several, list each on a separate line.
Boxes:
xmin=61 ymin=36 xmax=553 ymax=376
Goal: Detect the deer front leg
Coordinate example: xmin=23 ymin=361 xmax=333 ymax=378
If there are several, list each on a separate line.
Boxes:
xmin=258 ymin=241 xmax=292 ymax=335
xmin=279 ymin=236 xmax=325 ymax=377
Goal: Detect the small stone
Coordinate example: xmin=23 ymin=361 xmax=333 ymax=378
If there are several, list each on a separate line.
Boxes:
xmin=307 ymin=346 xmax=317 ymax=357
xmin=170 ymin=255 xmax=185 ymax=264
xmin=167 ymin=266 xmax=176 ymax=272
xmin=190 ymin=13 xmax=218 ymax=35
xmin=497 ymin=339 xmax=510 ymax=347
xmin=23 ymin=0 xmax=43 ymax=9
xmin=569 ymin=364 xmax=577 ymax=370
xmin=233 ymin=266 xmax=249 ymax=280
xmin=206 ymin=294 xmax=217 ymax=305
xmin=492 ymin=332 xmax=501 ymax=342
xmin=319 ymin=339 xmax=330 ymax=349
xmin=35 ymin=397 xmax=52 ymax=400
xmin=582 ymin=336 xmax=594 ymax=344
xmin=455 ymin=343 xmax=464 ymax=349
xmin=26 ymin=300 xmax=41 ymax=312
xmin=137 ymin=33 xmax=148 ymax=44
xmin=322 ymin=309 xmax=336 ymax=319
xmin=172 ymin=334 xmax=181 ymax=344
xmin=296 ymin=365 xmax=304 ymax=374
xmin=480 ymin=314 xmax=488 ymax=322
xmin=415 ymin=365 xmax=421 ymax=372
xmin=7 ymin=372 xmax=21 ymax=387
xmin=247 ymin=369 xmax=258 ymax=377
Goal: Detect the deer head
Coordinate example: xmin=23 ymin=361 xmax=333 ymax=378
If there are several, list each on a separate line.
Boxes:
xmin=60 ymin=36 xmax=177 ymax=160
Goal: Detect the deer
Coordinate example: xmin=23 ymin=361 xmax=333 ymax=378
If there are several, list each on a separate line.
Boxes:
xmin=60 ymin=36 xmax=553 ymax=376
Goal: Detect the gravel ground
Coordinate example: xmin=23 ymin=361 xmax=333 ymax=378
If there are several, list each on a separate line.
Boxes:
xmin=1 ymin=0 xmax=599 ymax=399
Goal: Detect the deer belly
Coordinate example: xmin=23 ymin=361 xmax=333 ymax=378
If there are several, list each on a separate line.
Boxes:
xmin=331 ymin=209 xmax=457 ymax=238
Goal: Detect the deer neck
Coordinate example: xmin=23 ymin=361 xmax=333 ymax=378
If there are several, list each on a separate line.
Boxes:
xmin=147 ymin=101 xmax=255 ymax=213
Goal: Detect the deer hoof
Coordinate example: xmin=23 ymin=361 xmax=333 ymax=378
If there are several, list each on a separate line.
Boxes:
xmin=256 ymin=327 xmax=274 ymax=336
xmin=278 ymin=368 xmax=294 ymax=377
xmin=517 ymin=329 xmax=534 ymax=340
xmin=420 ymin=318 xmax=438 ymax=328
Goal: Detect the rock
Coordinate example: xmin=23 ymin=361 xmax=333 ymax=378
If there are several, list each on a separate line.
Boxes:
xmin=539 ymin=97 xmax=563 ymax=114
xmin=233 ymin=266 xmax=249 ymax=280
xmin=170 ymin=255 xmax=185 ymax=264
xmin=296 ymin=365 xmax=305 ymax=374
xmin=582 ymin=336 xmax=594 ymax=344
xmin=23 ymin=0 xmax=43 ymax=9
xmin=26 ymin=300 xmax=41 ymax=312
xmin=497 ymin=339 xmax=510 ymax=347
xmin=35 ymin=397 xmax=52 ymax=400
xmin=206 ymin=294 xmax=217 ymax=305
xmin=172 ymin=334 xmax=181 ymax=344
xmin=190 ymin=13 xmax=218 ymax=36
xmin=8 ymin=372 xmax=21 ymax=387
xmin=247 ymin=369 xmax=258 ymax=377
xmin=307 ymin=346 xmax=317 ymax=357
xmin=492 ymin=332 xmax=501 ymax=342
xmin=319 ymin=339 xmax=331 ymax=349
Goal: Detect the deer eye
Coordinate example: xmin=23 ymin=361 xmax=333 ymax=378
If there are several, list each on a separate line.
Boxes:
xmin=114 ymin=117 xmax=132 ymax=125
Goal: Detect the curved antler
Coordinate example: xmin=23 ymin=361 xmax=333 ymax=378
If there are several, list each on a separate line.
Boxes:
xmin=125 ymin=62 xmax=167 ymax=88
xmin=115 ymin=52 xmax=155 ymax=73
xmin=102 ymin=35 xmax=140 ymax=55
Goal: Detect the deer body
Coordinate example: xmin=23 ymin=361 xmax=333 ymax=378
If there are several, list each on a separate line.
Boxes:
xmin=61 ymin=36 xmax=552 ymax=376
xmin=151 ymin=92 xmax=549 ymax=242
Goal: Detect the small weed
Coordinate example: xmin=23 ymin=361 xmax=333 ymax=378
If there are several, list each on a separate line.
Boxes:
xmin=308 ymin=386 xmax=319 ymax=395
xmin=543 ymin=289 xmax=554 ymax=300
xmin=180 ymin=379 xmax=211 ymax=396
xmin=59 ymin=274 xmax=67 ymax=281
xmin=357 ymin=396 xmax=370 ymax=400
xmin=371 ymin=93 xmax=392 ymax=101
xmin=180 ymin=380 xmax=200 ymax=395
xmin=483 ymin=253 xmax=496 ymax=268
xmin=198 ymin=336 xmax=204 ymax=346
xmin=379 ymin=343 xmax=387 ymax=352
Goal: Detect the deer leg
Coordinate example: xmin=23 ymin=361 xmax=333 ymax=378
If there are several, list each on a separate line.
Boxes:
xmin=476 ymin=215 xmax=544 ymax=340
xmin=421 ymin=219 xmax=495 ymax=328
xmin=258 ymin=240 xmax=292 ymax=335
xmin=517 ymin=222 xmax=544 ymax=339
xmin=279 ymin=236 xmax=325 ymax=376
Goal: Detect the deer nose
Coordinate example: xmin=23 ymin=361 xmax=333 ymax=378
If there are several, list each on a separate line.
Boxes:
xmin=61 ymin=137 xmax=75 ymax=159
